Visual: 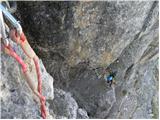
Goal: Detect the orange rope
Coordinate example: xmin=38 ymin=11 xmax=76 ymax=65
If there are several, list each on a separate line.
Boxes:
xmin=34 ymin=57 xmax=47 ymax=119
xmin=10 ymin=30 xmax=47 ymax=119
xmin=3 ymin=44 xmax=27 ymax=73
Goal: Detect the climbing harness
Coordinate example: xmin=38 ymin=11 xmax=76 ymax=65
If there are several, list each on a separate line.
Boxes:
xmin=0 ymin=3 xmax=47 ymax=119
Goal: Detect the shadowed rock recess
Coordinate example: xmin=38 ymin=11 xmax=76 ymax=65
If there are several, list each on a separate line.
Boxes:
xmin=1 ymin=1 xmax=159 ymax=119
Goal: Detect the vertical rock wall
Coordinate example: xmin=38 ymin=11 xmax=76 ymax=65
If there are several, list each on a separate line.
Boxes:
xmin=1 ymin=1 xmax=158 ymax=119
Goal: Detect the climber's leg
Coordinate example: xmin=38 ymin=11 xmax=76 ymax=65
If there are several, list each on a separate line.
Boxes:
xmin=33 ymin=55 xmax=42 ymax=94
xmin=9 ymin=29 xmax=47 ymax=119
xmin=10 ymin=29 xmax=42 ymax=93
xmin=109 ymin=81 xmax=112 ymax=87
xmin=3 ymin=44 xmax=45 ymax=101
xmin=24 ymin=70 xmax=45 ymax=102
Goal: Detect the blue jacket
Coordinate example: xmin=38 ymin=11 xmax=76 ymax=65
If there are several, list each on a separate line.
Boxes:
xmin=104 ymin=75 xmax=113 ymax=82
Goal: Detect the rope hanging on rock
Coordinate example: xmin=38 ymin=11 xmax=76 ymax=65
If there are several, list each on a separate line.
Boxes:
xmin=10 ymin=30 xmax=47 ymax=119
xmin=0 ymin=3 xmax=47 ymax=118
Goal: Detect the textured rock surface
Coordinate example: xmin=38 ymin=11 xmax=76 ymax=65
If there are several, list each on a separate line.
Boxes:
xmin=0 ymin=41 xmax=88 ymax=119
xmin=0 ymin=40 xmax=54 ymax=118
xmin=1 ymin=1 xmax=159 ymax=119
xmin=48 ymin=88 xmax=89 ymax=119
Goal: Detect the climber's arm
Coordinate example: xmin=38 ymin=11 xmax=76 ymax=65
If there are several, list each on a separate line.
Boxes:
xmin=9 ymin=30 xmax=47 ymax=119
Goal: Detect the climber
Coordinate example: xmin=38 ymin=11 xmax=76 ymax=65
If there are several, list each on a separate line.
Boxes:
xmin=0 ymin=2 xmax=47 ymax=119
xmin=104 ymin=69 xmax=117 ymax=87
xmin=94 ymin=67 xmax=117 ymax=87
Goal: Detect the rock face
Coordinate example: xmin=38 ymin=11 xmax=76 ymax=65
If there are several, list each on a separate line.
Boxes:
xmin=0 ymin=40 xmax=54 ymax=118
xmin=48 ymin=88 xmax=89 ymax=119
xmin=1 ymin=40 xmax=86 ymax=119
xmin=1 ymin=1 xmax=159 ymax=119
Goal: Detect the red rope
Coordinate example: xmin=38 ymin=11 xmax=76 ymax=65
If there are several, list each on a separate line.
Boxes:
xmin=4 ymin=44 xmax=27 ymax=73
xmin=10 ymin=29 xmax=47 ymax=119
xmin=34 ymin=57 xmax=47 ymax=119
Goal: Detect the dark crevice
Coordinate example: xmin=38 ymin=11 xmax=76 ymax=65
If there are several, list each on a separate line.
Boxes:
xmin=124 ymin=64 xmax=134 ymax=80
xmin=141 ymin=1 xmax=158 ymax=32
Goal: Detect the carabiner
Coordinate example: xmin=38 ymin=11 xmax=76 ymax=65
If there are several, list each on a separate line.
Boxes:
xmin=0 ymin=3 xmax=22 ymax=35
xmin=1 ymin=1 xmax=17 ymax=13
xmin=0 ymin=7 xmax=9 ymax=46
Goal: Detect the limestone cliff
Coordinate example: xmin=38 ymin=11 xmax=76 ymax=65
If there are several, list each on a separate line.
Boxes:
xmin=1 ymin=1 xmax=159 ymax=119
